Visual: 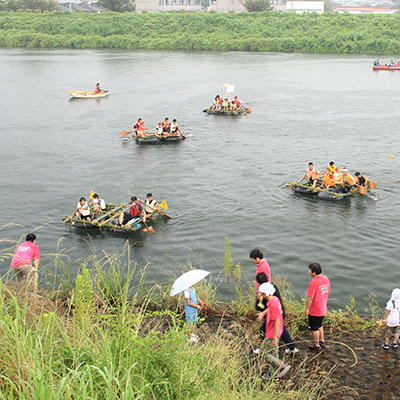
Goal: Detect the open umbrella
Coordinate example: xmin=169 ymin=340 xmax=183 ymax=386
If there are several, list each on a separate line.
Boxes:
xmin=170 ymin=269 xmax=210 ymax=297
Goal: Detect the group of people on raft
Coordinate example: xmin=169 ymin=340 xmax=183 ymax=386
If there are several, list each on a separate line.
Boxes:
xmin=75 ymin=193 xmax=159 ymax=226
xmin=133 ymin=117 xmax=182 ymax=138
xmin=373 ymin=59 xmax=400 ymax=67
xmin=209 ymin=94 xmax=243 ymax=111
xmin=298 ymin=161 xmax=369 ymax=193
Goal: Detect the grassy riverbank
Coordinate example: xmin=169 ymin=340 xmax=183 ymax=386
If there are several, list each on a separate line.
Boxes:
xmin=0 ymin=239 xmax=384 ymax=399
xmin=0 ymin=11 xmax=400 ymax=53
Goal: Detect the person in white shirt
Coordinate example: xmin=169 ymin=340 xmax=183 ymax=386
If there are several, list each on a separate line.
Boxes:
xmin=75 ymin=197 xmax=91 ymax=221
xmin=382 ymin=288 xmax=400 ymax=349
xmin=90 ymin=194 xmax=106 ymax=211
xmin=170 ymin=119 xmax=180 ymax=135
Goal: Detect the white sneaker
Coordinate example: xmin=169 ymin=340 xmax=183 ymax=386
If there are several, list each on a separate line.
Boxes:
xmin=285 ymin=347 xmax=300 ymax=355
xmin=253 ymin=348 xmax=261 ymax=355
xmin=189 ymin=334 xmax=199 ymax=343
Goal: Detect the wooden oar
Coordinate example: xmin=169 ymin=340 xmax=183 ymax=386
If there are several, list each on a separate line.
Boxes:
xmin=367 ymin=181 xmax=377 ymax=190
xmin=357 ymin=186 xmax=368 ymax=195
xmin=244 ymin=107 xmax=252 ymax=113
xmin=139 ymin=200 xmax=172 ymax=219
xmin=378 ymin=180 xmax=400 ymax=183
xmin=121 ymin=130 xmax=132 ymax=138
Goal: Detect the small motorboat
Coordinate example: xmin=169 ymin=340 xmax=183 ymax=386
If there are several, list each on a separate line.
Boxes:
xmin=372 ymin=64 xmax=400 ymax=71
xmin=68 ymin=90 xmax=108 ymax=98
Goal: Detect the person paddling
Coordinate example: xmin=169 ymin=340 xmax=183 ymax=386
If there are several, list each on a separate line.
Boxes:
xmin=133 ymin=118 xmax=147 ymax=138
xmin=119 ymin=196 xmax=146 ymax=226
xmin=298 ymin=162 xmax=320 ymax=187
xmin=355 ymin=172 xmax=369 ymax=187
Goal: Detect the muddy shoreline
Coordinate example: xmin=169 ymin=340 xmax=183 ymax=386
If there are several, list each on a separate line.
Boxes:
xmin=191 ymin=311 xmax=399 ymax=400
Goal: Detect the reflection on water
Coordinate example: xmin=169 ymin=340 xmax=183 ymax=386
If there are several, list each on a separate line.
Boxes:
xmin=0 ymin=49 xmax=400 ymax=311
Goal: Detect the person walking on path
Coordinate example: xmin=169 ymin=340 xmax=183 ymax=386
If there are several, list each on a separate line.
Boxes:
xmin=382 ymin=288 xmax=400 ymax=349
xmin=249 ymin=249 xmax=271 ymax=287
xmin=11 ymin=233 xmax=40 ymax=285
xmin=256 ymin=272 xmax=299 ymax=355
xmin=258 ymin=282 xmax=291 ymax=380
xmin=305 ymin=263 xmax=330 ymax=350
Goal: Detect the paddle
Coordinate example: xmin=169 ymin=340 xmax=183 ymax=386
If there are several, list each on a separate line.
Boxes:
xmin=357 ymin=186 xmax=368 ymax=195
xmin=139 ymin=200 xmax=172 ymax=219
xmin=121 ymin=130 xmax=132 ymax=138
xmin=378 ymin=180 xmax=400 ymax=183
xmin=367 ymin=181 xmax=377 ymax=190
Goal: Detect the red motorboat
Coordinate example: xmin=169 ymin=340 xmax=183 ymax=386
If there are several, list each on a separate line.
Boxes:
xmin=373 ymin=63 xmax=400 ymax=70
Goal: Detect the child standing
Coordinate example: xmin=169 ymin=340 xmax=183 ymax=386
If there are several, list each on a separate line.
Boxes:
xmin=184 ymin=285 xmax=203 ymax=326
xmin=382 ymin=288 xmax=400 ymax=349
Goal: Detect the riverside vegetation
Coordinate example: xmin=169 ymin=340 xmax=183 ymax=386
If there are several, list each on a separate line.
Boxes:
xmin=0 ymin=236 xmax=385 ymax=399
xmin=0 ymin=11 xmax=400 ymax=53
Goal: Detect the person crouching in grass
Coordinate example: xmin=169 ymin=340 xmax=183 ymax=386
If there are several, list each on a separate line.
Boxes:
xmin=258 ymin=282 xmax=291 ymax=380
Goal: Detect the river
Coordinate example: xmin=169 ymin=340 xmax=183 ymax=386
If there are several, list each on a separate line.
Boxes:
xmin=1 ymin=48 xmax=400 ymax=311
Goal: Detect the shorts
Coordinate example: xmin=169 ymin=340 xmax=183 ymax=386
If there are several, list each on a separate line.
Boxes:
xmin=13 ymin=264 xmax=36 ymax=282
xmin=122 ymin=210 xmax=132 ymax=224
xmin=78 ymin=212 xmax=90 ymax=219
xmin=308 ymin=315 xmax=324 ymax=331
xmin=386 ymin=326 xmax=399 ymax=336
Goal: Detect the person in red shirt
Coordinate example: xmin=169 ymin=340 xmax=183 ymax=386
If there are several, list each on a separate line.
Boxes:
xmin=305 ymin=263 xmax=330 ymax=350
xmin=233 ymin=95 xmax=243 ymax=107
xmin=162 ymin=117 xmax=171 ymax=133
xmin=11 ymin=233 xmax=40 ymax=284
xmin=249 ymin=249 xmax=271 ymax=290
xmin=258 ymin=282 xmax=291 ymax=380
xmin=94 ymin=83 xmax=102 ymax=93
xmin=133 ymin=118 xmax=147 ymax=138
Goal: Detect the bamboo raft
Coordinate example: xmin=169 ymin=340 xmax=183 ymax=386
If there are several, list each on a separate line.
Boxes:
xmin=202 ymin=107 xmax=251 ymax=115
xmin=288 ymin=181 xmax=376 ymax=200
xmin=62 ymin=203 xmax=166 ymax=233
xmin=136 ymin=133 xmax=185 ymax=144
xmin=121 ymin=130 xmax=186 ymax=143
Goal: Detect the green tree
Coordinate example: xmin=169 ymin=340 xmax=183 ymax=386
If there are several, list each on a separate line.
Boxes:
xmin=5 ymin=0 xmax=58 ymax=11
xmin=241 ymin=0 xmax=272 ymax=11
xmin=324 ymin=0 xmax=334 ymax=12
xmin=97 ymin=0 xmax=135 ymax=11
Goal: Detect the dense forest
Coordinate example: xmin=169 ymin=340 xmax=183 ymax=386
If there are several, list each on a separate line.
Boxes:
xmin=0 ymin=11 xmax=400 ymax=53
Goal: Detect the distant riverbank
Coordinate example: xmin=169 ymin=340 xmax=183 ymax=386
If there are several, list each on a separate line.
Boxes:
xmin=0 ymin=11 xmax=400 ymax=53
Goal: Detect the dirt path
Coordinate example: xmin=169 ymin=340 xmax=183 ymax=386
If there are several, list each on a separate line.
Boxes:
xmin=199 ymin=314 xmax=400 ymax=399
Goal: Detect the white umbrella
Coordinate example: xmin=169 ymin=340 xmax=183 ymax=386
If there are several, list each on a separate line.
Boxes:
xmin=170 ymin=269 xmax=210 ymax=296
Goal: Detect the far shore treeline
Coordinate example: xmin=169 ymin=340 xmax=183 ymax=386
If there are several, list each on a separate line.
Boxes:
xmin=0 ymin=11 xmax=400 ymax=53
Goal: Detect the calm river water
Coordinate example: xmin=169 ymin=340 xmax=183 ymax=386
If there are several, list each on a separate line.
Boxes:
xmin=1 ymin=49 xmax=400 ymax=311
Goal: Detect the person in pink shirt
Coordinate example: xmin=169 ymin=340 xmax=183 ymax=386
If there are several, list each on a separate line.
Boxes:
xmin=258 ymin=282 xmax=291 ymax=380
xmin=11 ymin=233 xmax=40 ymax=284
xmin=249 ymin=249 xmax=271 ymax=290
xmin=305 ymin=263 xmax=330 ymax=350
